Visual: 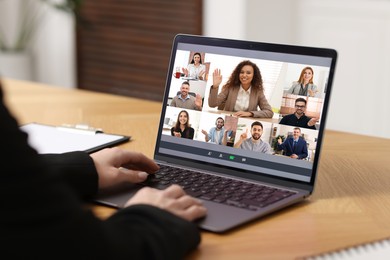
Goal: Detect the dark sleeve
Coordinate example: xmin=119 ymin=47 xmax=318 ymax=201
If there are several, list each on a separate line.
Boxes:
xmin=171 ymin=127 xmax=175 ymax=136
xmin=40 ymin=152 xmax=98 ymax=200
xmin=277 ymin=141 xmax=286 ymax=150
xmin=189 ymin=127 xmax=195 ymax=139
xmin=279 ymin=115 xmax=288 ymax=125
xmin=0 ymin=84 xmax=201 ymax=259
xmin=304 ymin=116 xmax=317 ymax=130
xmin=105 ymin=204 xmax=201 ymax=259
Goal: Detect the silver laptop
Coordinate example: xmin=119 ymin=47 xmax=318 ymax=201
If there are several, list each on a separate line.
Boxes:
xmin=96 ymin=34 xmax=337 ymax=233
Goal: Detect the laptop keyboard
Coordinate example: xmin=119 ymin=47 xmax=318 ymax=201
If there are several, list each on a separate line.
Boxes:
xmin=141 ymin=164 xmax=296 ymax=211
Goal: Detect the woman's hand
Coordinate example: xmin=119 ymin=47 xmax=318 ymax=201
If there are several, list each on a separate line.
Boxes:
xmin=90 ymin=147 xmax=159 ymax=190
xmin=212 ymin=68 xmax=222 ymax=88
xmin=182 ymin=67 xmax=189 ymax=76
xmin=173 ymin=131 xmax=182 ymax=138
xmin=233 ymin=111 xmax=253 ymax=117
xmin=125 ymin=185 xmax=207 ymax=221
xmin=198 ymin=70 xmax=206 ymax=80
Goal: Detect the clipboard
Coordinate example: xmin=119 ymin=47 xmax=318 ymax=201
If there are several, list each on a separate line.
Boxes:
xmin=20 ymin=122 xmax=130 ymax=154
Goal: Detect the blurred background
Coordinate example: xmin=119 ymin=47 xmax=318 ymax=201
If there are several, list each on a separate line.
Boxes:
xmin=0 ymin=0 xmax=389 ymax=139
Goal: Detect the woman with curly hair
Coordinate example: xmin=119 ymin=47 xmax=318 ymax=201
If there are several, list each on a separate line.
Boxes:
xmin=208 ymin=60 xmax=273 ymax=118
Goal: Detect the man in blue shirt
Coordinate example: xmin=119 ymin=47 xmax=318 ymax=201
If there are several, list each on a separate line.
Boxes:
xmin=277 ymin=127 xmax=308 ymax=159
xmin=201 ymin=117 xmax=225 ymax=144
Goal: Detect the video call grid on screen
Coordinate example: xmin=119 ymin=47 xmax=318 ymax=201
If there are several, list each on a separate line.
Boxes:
xmin=157 ymin=42 xmax=333 ymax=183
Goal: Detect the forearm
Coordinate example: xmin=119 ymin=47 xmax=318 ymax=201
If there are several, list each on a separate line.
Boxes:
xmin=208 ymin=86 xmax=219 ymax=107
xmin=252 ymin=108 xmax=274 ymax=118
xmin=233 ymin=139 xmax=243 ymax=148
xmin=222 ymin=132 xmax=228 ymax=145
xmin=277 ymin=143 xmax=285 ymax=150
xmin=106 ymin=204 xmax=201 ymax=259
xmin=40 ymin=152 xmax=98 ymax=199
xmin=3 ymin=193 xmax=199 ymax=259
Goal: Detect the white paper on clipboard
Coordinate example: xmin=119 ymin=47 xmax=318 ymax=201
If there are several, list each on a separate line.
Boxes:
xmin=20 ymin=123 xmax=130 ymax=154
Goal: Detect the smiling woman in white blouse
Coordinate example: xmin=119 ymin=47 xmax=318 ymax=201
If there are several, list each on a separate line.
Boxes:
xmin=208 ymin=60 xmax=274 ymax=118
xmin=182 ymin=52 xmax=206 ymax=80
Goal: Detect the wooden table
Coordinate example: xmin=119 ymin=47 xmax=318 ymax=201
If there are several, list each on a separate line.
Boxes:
xmin=3 ymin=78 xmax=390 ymax=259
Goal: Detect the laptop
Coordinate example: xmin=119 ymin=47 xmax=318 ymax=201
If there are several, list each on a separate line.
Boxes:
xmin=96 ymin=34 xmax=337 ymax=233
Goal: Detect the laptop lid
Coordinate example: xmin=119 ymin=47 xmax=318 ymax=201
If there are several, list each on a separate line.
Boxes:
xmin=155 ymin=34 xmax=337 ymax=193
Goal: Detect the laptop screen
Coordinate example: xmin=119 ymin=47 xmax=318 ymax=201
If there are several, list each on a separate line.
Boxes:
xmin=155 ymin=35 xmax=337 ymax=185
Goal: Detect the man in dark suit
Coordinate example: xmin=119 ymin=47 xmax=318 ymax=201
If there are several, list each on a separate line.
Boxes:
xmin=277 ymin=127 xmax=308 ymax=159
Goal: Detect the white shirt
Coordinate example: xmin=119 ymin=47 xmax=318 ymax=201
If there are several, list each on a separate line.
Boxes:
xmin=214 ymin=129 xmax=222 ymax=144
xmin=234 ymin=85 xmax=251 ymax=112
xmin=187 ymin=64 xmax=206 ymax=79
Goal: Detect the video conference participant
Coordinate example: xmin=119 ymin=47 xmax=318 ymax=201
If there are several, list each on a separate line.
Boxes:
xmin=234 ymin=121 xmax=272 ymax=154
xmin=182 ymin=52 xmax=206 ymax=80
xmin=171 ymin=110 xmax=195 ymax=139
xmin=279 ymin=97 xmax=317 ymax=130
xmin=200 ymin=117 xmax=225 ymax=144
xmin=170 ymin=81 xmax=203 ymax=111
xmin=208 ymin=60 xmax=274 ymax=118
xmin=286 ymin=66 xmax=318 ymax=97
xmin=277 ymin=127 xmax=308 ymax=159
